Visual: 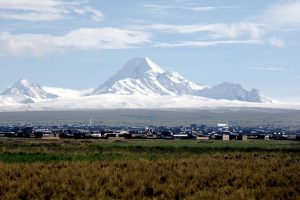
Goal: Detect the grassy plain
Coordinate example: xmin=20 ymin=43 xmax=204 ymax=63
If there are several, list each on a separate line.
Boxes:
xmin=1 ymin=108 xmax=300 ymax=127
xmin=0 ymin=138 xmax=299 ymax=199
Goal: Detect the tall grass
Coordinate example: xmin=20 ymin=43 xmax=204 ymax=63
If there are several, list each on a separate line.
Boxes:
xmin=0 ymin=138 xmax=299 ymax=199
xmin=0 ymin=155 xmax=299 ymax=199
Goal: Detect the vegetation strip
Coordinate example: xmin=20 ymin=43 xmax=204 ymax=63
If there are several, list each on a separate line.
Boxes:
xmin=0 ymin=155 xmax=299 ymax=199
xmin=0 ymin=139 xmax=299 ymax=163
xmin=0 ymin=139 xmax=299 ymax=199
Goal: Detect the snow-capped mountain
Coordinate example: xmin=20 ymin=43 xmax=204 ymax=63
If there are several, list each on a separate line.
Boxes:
xmin=92 ymin=57 xmax=208 ymax=95
xmin=199 ymin=82 xmax=271 ymax=103
xmin=0 ymin=79 xmax=57 ymax=104
xmin=92 ymin=57 xmax=268 ymax=102
xmin=0 ymin=57 xmax=274 ymax=110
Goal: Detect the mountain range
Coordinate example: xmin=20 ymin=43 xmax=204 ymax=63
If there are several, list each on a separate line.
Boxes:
xmin=0 ymin=57 xmax=277 ymax=111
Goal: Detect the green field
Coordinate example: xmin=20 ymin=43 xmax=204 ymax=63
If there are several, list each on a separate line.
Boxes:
xmin=0 ymin=138 xmax=299 ymax=199
xmin=0 ymin=138 xmax=299 ymax=163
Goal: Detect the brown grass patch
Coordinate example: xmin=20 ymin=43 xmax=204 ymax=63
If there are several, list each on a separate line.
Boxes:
xmin=0 ymin=153 xmax=299 ymax=200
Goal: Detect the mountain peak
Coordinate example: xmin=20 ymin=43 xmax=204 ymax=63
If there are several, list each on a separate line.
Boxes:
xmin=13 ymin=79 xmax=38 ymax=89
xmin=122 ymin=57 xmax=165 ymax=75
xmin=3 ymin=78 xmax=36 ymax=94
xmin=93 ymin=57 xmax=207 ymax=95
xmin=1 ymin=79 xmax=57 ymax=100
xmin=96 ymin=57 xmax=165 ymax=92
xmin=18 ymin=79 xmax=31 ymax=85
xmin=90 ymin=57 xmax=268 ymax=102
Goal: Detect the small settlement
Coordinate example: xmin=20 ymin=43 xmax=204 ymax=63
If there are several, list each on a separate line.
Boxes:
xmin=0 ymin=123 xmax=300 ymax=141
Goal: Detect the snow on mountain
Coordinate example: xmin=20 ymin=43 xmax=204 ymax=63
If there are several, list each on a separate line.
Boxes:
xmin=92 ymin=57 xmax=208 ymax=95
xmin=43 ymin=87 xmax=93 ymax=98
xmin=0 ymin=79 xmax=57 ymax=104
xmin=199 ymin=82 xmax=272 ymax=103
xmin=0 ymin=94 xmax=298 ymax=112
xmin=0 ymin=57 xmax=275 ymax=110
xmin=92 ymin=57 xmax=268 ymax=102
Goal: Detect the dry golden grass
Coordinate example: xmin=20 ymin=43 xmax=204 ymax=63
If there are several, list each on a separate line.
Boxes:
xmin=0 ymin=153 xmax=300 ymax=200
xmin=0 ymin=138 xmax=299 ymax=199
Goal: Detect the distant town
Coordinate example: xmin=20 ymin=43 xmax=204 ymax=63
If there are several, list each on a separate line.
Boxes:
xmin=1 ymin=123 xmax=300 ymax=141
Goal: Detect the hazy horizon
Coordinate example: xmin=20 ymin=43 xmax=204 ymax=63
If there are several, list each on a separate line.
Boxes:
xmin=1 ymin=0 xmax=300 ymax=102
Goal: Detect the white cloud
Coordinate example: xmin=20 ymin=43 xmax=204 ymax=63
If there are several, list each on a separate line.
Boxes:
xmin=186 ymin=6 xmax=215 ymax=11
xmin=269 ymin=37 xmax=285 ymax=48
xmin=135 ymin=23 xmax=264 ymax=39
xmin=252 ymin=67 xmax=284 ymax=71
xmin=0 ymin=28 xmax=150 ymax=56
xmin=0 ymin=11 xmax=63 ymax=21
xmin=133 ymin=22 xmax=286 ymax=48
xmin=142 ymin=4 xmax=168 ymax=15
xmin=0 ymin=0 xmax=104 ymax=21
xmin=263 ymin=1 xmax=300 ymax=26
xmin=82 ymin=7 xmax=104 ymax=22
xmin=155 ymin=40 xmax=262 ymax=48
xmin=142 ymin=3 xmax=216 ymax=15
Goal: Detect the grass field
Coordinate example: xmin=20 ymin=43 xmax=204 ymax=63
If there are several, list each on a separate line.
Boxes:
xmin=1 ymin=109 xmax=300 ymax=127
xmin=0 ymin=138 xmax=299 ymax=199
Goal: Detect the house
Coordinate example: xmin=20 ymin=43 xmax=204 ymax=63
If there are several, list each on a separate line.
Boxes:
xmin=34 ymin=129 xmax=52 ymax=138
xmin=159 ymin=130 xmax=174 ymax=139
xmin=222 ymin=133 xmax=230 ymax=141
xmin=173 ymin=133 xmax=196 ymax=140
xmin=125 ymin=130 xmax=147 ymax=139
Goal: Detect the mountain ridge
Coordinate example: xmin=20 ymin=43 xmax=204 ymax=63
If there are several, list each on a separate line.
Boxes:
xmin=92 ymin=57 xmax=270 ymax=102
xmin=0 ymin=57 xmax=272 ymax=107
xmin=200 ymin=82 xmax=269 ymax=102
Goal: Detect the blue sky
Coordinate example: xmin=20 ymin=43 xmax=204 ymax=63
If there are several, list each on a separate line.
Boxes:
xmin=0 ymin=0 xmax=300 ymax=101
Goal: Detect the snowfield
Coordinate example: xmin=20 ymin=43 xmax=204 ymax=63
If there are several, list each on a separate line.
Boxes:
xmin=0 ymin=94 xmax=299 ymax=112
xmin=42 ymin=87 xmax=93 ymax=98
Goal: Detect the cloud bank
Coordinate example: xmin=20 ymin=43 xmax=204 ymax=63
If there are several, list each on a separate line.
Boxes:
xmin=0 ymin=0 xmax=104 ymax=21
xmin=0 ymin=28 xmax=150 ymax=56
xmin=263 ymin=1 xmax=300 ymax=26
